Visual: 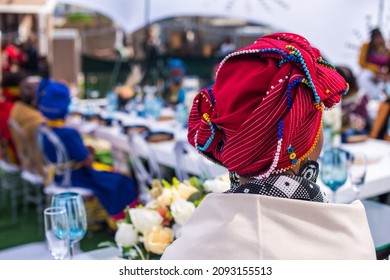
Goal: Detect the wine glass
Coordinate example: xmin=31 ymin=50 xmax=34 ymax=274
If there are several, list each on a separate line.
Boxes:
xmin=51 ymin=192 xmax=87 ymax=259
xmin=43 ymin=207 xmax=69 ymax=260
xmin=320 ymin=148 xmax=348 ymax=203
xmin=348 ymin=152 xmax=367 ymax=200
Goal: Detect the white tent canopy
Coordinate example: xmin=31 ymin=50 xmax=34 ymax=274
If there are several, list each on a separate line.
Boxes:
xmin=57 ymin=0 xmax=388 ymax=70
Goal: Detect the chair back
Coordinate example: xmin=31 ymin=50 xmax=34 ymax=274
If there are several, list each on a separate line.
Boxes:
xmin=174 ymin=140 xmax=211 ymax=181
xmin=8 ymin=119 xmax=30 ymax=170
xmin=36 ymin=124 xmax=71 ymax=188
xmin=128 ymin=132 xmax=161 ymax=203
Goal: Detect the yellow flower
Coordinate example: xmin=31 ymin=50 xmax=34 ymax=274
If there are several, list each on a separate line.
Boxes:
xmin=143 ymin=226 xmax=174 ymax=255
xmin=176 ymin=183 xmax=198 ymax=200
xmin=156 ymin=187 xmax=180 ymax=207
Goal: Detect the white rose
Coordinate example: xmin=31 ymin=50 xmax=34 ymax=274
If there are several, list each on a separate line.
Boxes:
xmin=204 ymin=178 xmax=230 ymax=193
xmin=143 ymin=226 xmax=174 ymax=255
xmin=156 ymin=187 xmax=180 ymax=207
xmin=170 ymin=199 xmax=195 ymax=226
xmin=114 ymin=223 xmax=138 ymax=247
xmin=129 ymin=208 xmax=163 ymax=233
xmin=176 ymin=183 xmax=199 ymax=200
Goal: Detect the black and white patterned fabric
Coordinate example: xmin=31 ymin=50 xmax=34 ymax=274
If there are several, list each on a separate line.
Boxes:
xmin=226 ymin=175 xmax=328 ymax=203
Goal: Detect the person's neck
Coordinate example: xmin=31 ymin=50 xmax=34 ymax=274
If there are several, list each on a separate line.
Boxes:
xmin=238 ymin=160 xmax=306 ymax=185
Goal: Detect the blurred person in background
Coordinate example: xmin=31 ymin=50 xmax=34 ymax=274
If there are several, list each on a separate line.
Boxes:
xmin=370 ymin=95 xmax=390 ymax=204
xmin=0 ymin=71 xmax=27 ymax=164
xmin=38 ymin=80 xmax=139 ymax=229
xmin=336 ymin=66 xmax=370 ymax=143
xmin=1 ymin=39 xmax=26 ymax=73
xmin=9 ymin=76 xmax=46 ymax=176
xmin=357 ymin=27 xmax=390 ymax=101
xmin=20 ymin=36 xmax=39 ymax=75
xmin=162 ymin=59 xmax=186 ymax=106
xmin=217 ymin=35 xmax=236 ymax=58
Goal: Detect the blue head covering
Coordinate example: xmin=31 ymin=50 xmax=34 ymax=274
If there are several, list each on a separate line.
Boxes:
xmin=38 ymin=80 xmax=71 ymax=119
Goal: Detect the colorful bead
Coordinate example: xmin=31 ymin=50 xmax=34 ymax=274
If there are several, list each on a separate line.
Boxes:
xmin=208 ymin=88 xmax=216 ymax=105
xmin=316 ymin=58 xmax=336 ymax=70
xmin=287 ymin=144 xmax=298 ymax=164
xmin=343 ymin=83 xmax=350 ymax=95
xmin=286 ymin=78 xmax=302 ymax=110
xmin=282 ymin=115 xmax=323 ymax=172
xmin=314 ymin=102 xmax=323 ymax=111
xmin=196 ymin=121 xmax=215 ymax=152
xmin=254 ymin=138 xmax=283 ymax=180
xmin=203 ymin=113 xmax=211 ymax=123
xmin=286 ymin=45 xmax=321 ymax=103
xmin=278 ymin=120 xmax=284 ymax=140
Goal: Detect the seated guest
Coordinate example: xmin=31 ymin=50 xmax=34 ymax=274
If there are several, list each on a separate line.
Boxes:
xmin=38 ymin=80 xmax=138 ymax=225
xmin=357 ymin=27 xmax=389 ymax=101
xmin=162 ymin=59 xmax=186 ymax=106
xmin=369 ymin=97 xmax=390 ymax=203
xmin=335 ymin=66 xmax=371 ymax=143
xmin=0 ymin=71 xmax=26 ymax=164
xmin=9 ymin=76 xmax=46 ymax=176
xmin=370 ymin=97 xmax=390 ymax=141
xmin=162 ymin=32 xmax=375 ymax=260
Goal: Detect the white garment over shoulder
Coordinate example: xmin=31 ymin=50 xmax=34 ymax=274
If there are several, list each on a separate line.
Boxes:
xmin=161 ymin=193 xmax=376 ymax=260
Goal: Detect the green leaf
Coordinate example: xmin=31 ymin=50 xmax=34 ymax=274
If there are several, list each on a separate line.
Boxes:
xmin=162 ymin=179 xmax=172 ymax=189
xmin=194 ymin=198 xmax=204 ymax=207
xmin=172 ymin=177 xmax=180 ymax=187
xmin=98 ymin=241 xmax=117 ymax=248
xmin=187 ymin=192 xmax=203 ymax=203
xmin=125 ymin=207 xmax=132 ymax=224
xmin=189 ymin=177 xmax=206 ymax=193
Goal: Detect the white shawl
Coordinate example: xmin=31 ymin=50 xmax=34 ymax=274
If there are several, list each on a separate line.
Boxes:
xmin=162 ymin=193 xmax=376 ymax=260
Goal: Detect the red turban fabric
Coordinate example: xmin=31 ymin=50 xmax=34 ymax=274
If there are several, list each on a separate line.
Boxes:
xmin=188 ymin=32 xmax=349 ymax=179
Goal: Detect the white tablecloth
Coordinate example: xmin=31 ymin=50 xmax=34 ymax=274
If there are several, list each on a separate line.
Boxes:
xmin=320 ymin=139 xmax=390 ymax=203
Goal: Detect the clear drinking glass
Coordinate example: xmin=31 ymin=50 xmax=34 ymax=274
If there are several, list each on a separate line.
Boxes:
xmin=51 ymin=192 xmax=87 ymax=259
xmin=320 ymin=148 xmax=348 ymax=203
xmin=348 ymin=152 xmax=367 ymax=200
xmin=43 ymin=207 xmax=69 ymax=260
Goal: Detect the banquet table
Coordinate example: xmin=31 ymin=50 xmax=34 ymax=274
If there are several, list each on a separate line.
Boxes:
xmin=362 ymin=200 xmax=390 ymax=259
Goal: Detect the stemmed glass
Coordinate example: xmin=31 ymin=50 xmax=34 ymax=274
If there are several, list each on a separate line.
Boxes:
xmin=320 ymin=148 xmax=348 ymax=203
xmin=348 ymin=152 xmax=367 ymax=200
xmin=43 ymin=207 xmax=69 ymax=260
xmin=51 ymin=192 xmax=87 ymax=259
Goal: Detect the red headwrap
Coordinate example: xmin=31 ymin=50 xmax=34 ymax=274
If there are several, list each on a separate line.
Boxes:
xmin=188 ymin=32 xmax=349 ymax=179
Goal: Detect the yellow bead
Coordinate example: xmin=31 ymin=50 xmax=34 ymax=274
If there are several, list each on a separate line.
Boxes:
xmin=289 ymin=153 xmax=296 ymax=160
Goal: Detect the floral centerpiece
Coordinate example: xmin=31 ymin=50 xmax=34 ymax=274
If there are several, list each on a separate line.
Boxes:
xmin=100 ymin=175 xmax=230 ymax=259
